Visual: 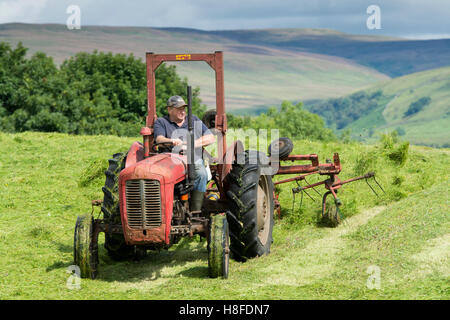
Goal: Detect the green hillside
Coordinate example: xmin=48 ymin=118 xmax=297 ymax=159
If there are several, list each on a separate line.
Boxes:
xmin=307 ymin=67 xmax=450 ymax=147
xmin=211 ymin=28 xmax=450 ymax=77
xmin=0 ymin=23 xmax=390 ymax=112
xmin=0 ymin=131 xmax=448 ymax=299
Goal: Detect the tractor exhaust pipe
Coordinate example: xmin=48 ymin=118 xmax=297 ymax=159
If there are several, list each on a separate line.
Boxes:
xmin=187 ymin=86 xmax=196 ymax=182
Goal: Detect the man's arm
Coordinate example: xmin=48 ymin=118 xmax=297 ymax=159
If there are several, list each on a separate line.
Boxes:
xmin=156 ymin=135 xmax=183 ymax=146
xmin=153 ymin=118 xmax=183 ymax=145
xmin=192 ymin=117 xmax=215 ymax=148
xmin=194 ymin=134 xmax=215 ymax=148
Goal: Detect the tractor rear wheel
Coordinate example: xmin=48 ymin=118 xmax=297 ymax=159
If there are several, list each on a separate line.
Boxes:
xmin=225 ymin=150 xmax=274 ymax=261
xmin=101 ymin=152 xmax=134 ymax=260
xmin=74 ymin=212 xmax=98 ymax=279
xmin=202 ymin=109 xmax=216 ymax=129
xmin=207 ymin=213 xmax=230 ymax=279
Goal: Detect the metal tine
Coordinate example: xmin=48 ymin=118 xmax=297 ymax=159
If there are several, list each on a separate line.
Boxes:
xmin=299 ymin=187 xmax=304 ymax=208
xmin=296 ymin=180 xmax=315 ymax=202
xmin=291 ymin=191 xmax=296 ymax=213
xmin=304 ymin=177 xmax=322 ymax=197
xmin=365 ymin=178 xmax=379 ymax=198
xmin=372 ymin=176 xmax=385 ymax=194
xmin=300 ymin=187 xmax=304 ymax=207
xmin=302 ymin=188 xmax=315 ymax=202
xmin=292 ymin=181 xmax=308 ymax=214
xmin=291 ymin=189 xmax=304 ymax=214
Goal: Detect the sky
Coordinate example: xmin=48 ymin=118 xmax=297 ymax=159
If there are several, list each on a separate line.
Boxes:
xmin=0 ymin=0 xmax=449 ymax=39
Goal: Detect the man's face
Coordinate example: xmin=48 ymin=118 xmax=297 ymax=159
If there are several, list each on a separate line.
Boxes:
xmin=168 ymin=106 xmax=186 ymax=122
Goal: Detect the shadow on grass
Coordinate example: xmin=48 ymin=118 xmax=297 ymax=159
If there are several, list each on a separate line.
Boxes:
xmin=51 ymin=241 xmax=73 ymax=253
xmin=46 ymin=241 xmax=75 ymax=272
xmin=97 ymin=237 xmax=209 ymax=282
xmin=46 ymin=237 xmax=209 ymax=281
xmin=175 ymin=266 xmax=209 ymax=279
xmin=46 ymin=260 xmax=74 ymax=272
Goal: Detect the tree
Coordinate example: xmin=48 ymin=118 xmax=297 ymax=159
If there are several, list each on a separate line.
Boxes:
xmin=0 ymin=42 xmax=205 ymax=136
xmin=404 ymin=97 xmax=431 ymax=117
xmin=228 ymin=101 xmax=336 ymax=142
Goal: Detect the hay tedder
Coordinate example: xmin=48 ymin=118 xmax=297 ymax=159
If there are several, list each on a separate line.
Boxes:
xmin=73 ymin=52 xmax=383 ymax=279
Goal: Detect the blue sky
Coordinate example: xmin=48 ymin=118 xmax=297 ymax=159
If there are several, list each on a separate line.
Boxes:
xmin=0 ymin=0 xmax=449 ymax=39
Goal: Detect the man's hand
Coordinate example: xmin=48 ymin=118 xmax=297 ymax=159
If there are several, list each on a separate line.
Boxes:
xmin=171 ymin=138 xmax=183 ymax=146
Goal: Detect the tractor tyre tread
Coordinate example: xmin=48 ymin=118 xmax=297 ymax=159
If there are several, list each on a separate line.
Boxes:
xmin=100 ymin=152 xmax=134 ymax=260
xmin=225 ymin=150 xmax=274 ymax=262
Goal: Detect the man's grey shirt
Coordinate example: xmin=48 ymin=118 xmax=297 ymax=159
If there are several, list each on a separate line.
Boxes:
xmin=153 ymin=115 xmax=213 ymax=159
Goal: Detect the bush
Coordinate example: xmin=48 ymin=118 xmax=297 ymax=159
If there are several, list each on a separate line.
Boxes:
xmin=0 ymin=42 xmax=205 ymax=136
xmin=386 ymin=141 xmax=409 ymax=166
xmin=353 ymin=152 xmax=378 ymax=176
xmin=378 ymin=131 xmax=409 ymax=166
xmin=227 ymin=101 xmax=336 ymax=142
xmin=392 ymin=175 xmax=405 ymax=186
xmin=404 ymin=97 xmax=431 ymax=117
xmin=395 ymin=127 xmax=406 ymax=136
xmin=306 ymin=89 xmax=384 ymax=129
xmin=379 ymin=131 xmax=399 ymax=149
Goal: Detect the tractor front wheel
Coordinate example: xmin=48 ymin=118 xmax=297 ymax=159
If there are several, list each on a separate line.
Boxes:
xmin=73 ymin=213 xmax=98 ymax=279
xmin=208 ymin=213 xmax=230 ymax=279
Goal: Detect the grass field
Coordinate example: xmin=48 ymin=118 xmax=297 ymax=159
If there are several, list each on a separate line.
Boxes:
xmin=0 ymin=131 xmax=448 ymax=299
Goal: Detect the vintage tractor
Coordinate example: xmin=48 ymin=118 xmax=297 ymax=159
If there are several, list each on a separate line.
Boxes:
xmin=73 ymin=52 xmax=275 ymax=279
xmin=73 ymin=51 xmax=383 ymax=280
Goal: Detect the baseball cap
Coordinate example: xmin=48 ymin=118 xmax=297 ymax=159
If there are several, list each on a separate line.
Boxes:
xmin=167 ymin=95 xmax=187 ymax=108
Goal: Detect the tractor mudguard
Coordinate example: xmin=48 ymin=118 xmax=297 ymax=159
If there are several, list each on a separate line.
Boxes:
xmin=125 ymin=141 xmax=145 ymax=168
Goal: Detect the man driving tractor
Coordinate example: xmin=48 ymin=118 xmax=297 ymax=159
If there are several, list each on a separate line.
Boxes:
xmin=73 ymin=53 xmax=277 ymax=280
xmin=153 ymin=95 xmax=216 ymax=212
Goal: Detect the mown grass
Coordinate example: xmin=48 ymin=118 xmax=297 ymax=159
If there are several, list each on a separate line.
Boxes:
xmin=0 ymin=131 xmax=448 ymax=299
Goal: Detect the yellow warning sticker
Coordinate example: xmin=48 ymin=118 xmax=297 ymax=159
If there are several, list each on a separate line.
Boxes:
xmin=176 ymin=54 xmax=191 ymax=60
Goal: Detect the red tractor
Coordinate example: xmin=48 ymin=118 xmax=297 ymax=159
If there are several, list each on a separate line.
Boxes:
xmin=73 ymin=51 xmax=382 ymax=280
xmin=73 ymin=52 xmax=275 ymax=279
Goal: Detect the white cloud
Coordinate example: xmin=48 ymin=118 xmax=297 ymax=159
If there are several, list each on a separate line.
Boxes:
xmin=0 ymin=0 xmax=48 ymax=23
xmin=402 ymin=34 xmax=450 ymax=40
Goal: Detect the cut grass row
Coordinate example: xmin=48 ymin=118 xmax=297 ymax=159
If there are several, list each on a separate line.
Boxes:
xmin=0 ymin=131 xmax=448 ymax=299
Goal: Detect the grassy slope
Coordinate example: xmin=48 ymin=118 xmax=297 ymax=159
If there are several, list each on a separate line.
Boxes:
xmin=0 ymin=23 xmax=389 ymax=111
xmin=345 ymin=66 xmax=450 ymax=147
xmin=0 ymin=131 xmax=448 ymax=299
xmin=211 ymin=28 xmax=450 ymax=77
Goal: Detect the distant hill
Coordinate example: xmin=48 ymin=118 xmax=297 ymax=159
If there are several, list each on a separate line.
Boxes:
xmin=0 ymin=23 xmax=393 ymax=111
xmin=209 ymin=28 xmax=450 ymax=77
xmin=1 ymin=23 xmax=448 ymax=118
xmin=306 ymin=67 xmax=450 ymax=147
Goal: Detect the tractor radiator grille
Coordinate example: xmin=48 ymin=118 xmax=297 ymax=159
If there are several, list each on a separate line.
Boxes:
xmin=125 ymin=179 xmax=162 ymax=229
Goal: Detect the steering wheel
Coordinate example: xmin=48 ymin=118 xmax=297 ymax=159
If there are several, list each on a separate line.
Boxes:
xmin=151 ymin=141 xmax=174 ymax=153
